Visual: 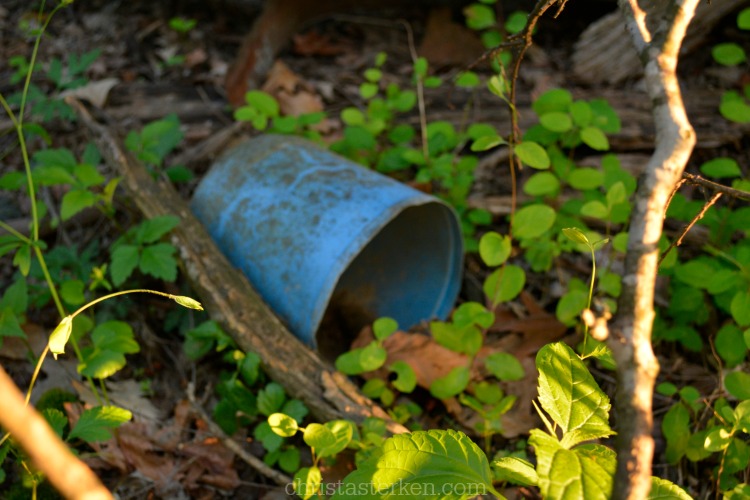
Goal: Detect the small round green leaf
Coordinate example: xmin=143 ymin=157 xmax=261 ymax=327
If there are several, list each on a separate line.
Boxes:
xmin=479 ymin=232 xmax=512 ymax=266
xmin=485 ymin=352 xmax=525 ymax=381
xmin=513 ymin=204 xmax=556 ymax=239
xmin=739 ymin=7 xmax=750 ymax=29
xmin=540 ymin=112 xmax=573 ymax=133
xmin=268 ymin=413 xmax=299 ymax=437
xmin=483 ymin=264 xmax=525 ymax=305
xmin=515 ymin=141 xmax=550 ymax=169
xmin=523 ymin=172 xmax=560 ymax=197
xmin=568 ymin=168 xmax=604 ymax=190
xmin=580 ymin=127 xmax=609 ymax=151
xmin=293 ymin=466 xmax=322 ymax=500
xmin=373 ymin=317 xmax=398 ymax=341
xmin=713 ymin=43 xmax=747 ymax=66
xmin=390 ymin=360 xmax=417 ymax=393
xmin=430 ymin=365 xmax=471 ymax=399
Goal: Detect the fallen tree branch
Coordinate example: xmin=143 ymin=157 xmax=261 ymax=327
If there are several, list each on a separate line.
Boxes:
xmin=66 ymin=96 xmax=407 ymax=434
xmin=610 ymin=0 xmax=700 ymax=498
xmin=0 ymin=365 xmax=113 ymax=500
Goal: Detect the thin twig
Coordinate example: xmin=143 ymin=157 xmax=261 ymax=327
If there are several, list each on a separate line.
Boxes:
xmin=186 ymin=383 xmax=292 ymax=487
xmin=659 ymin=192 xmax=722 ymax=266
xmin=682 ymin=172 xmax=750 ymax=201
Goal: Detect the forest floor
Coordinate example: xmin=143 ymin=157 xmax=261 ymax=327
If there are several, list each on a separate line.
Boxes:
xmin=0 ymin=0 xmax=748 ymax=498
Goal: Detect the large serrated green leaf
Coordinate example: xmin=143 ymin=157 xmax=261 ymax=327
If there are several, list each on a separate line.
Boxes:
xmin=530 ymin=430 xmax=614 ymax=500
xmin=648 ymin=476 xmax=692 ymax=499
xmin=67 ymin=405 xmax=132 ymax=443
xmin=492 ymin=456 xmax=538 ymax=486
xmin=536 ymin=343 xmax=614 ymax=447
xmin=139 ymin=243 xmax=177 ymax=281
xmin=333 ymin=429 xmax=499 ymax=499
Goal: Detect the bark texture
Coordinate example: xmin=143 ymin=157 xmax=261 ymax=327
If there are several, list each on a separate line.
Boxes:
xmin=0 ymin=366 xmax=113 ymax=500
xmin=610 ymin=1 xmax=699 ymax=498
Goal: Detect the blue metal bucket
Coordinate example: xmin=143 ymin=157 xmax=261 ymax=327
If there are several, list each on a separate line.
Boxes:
xmin=191 ymin=135 xmax=463 ymax=355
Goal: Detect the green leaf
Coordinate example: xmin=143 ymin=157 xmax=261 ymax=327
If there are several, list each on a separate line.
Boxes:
xmin=464 ymin=4 xmax=496 ymax=30
xmin=431 ymin=321 xmax=482 ymax=356
xmin=268 ymin=413 xmax=299 ymax=437
xmin=492 ymin=456 xmax=538 ymax=486
xmin=715 ymin=324 xmax=747 ymax=368
xmin=42 ymin=408 xmax=68 ymax=438
xmin=390 ymin=360 xmax=417 ymax=393
xmin=580 ymin=200 xmax=609 ymax=219
xmin=580 ymin=127 xmax=609 ymax=151
xmin=606 ymin=182 xmax=627 ymax=207
xmin=721 ymin=91 xmax=750 ymax=123
xmin=536 ymin=342 xmax=614 ymax=447
xmin=60 ymin=279 xmax=85 ymax=306
xmin=139 ymin=243 xmax=177 ymax=281
xmin=570 ymin=101 xmax=592 ymax=127
xmin=662 ymin=403 xmax=690 ymax=463
xmin=700 ymin=157 xmax=741 ymax=178
xmin=731 ymin=290 xmax=750 ymax=326
xmin=530 ymin=430 xmax=614 ymax=500
xmin=513 ymin=204 xmax=556 ymax=239
xmin=279 ymin=447 xmax=300 ymax=474
xmin=430 ymin=365 xmax=471 ymax=399
xmin=524 ymin=172 xmax=560 ymax=196
xmin=244 ymin=90 xmax=279 ymax=116
xmin=484 ymin=264 xmax=525 ymax=306
xmin=373 ymin=317 xmax=398 ymax=341
xmin=456 ymin=71 xmax=480 ymax=88
xmin=568 ymin=168 xmax=604 ymax=190
xmin=479 ymin=232 xmax=512 ymax=266
xmin=515 ymin=141 xmax=550 ymax=169
xmin=60 ymin=189 xmax=96 ymax=220
xmin=294 ymin=466 xmax=322 ymax=500
xmin=335 ymin=342 xmax=387 ymax=375
xmin=258 ymin=382 xmax=286 ymax=416
xmin=471 ymin=134 xmax=506 ymax=152
xmin=453 ymin=302 xmax=494 ymax=329
xmin=725 ymin=371 xmax=750 ymax=399
xmin=13 ymin=244 xmax=31 ymax=276
xmin=319 ymin=420 xmax=355 ymax=458
xmin=540 ymin=112 xmax=573 ymax=133
xmin=647 ymin=477 xmax=693 ymax=500
xmin=67 ymin=405 xmax=132 ymax=443
xmin=137 ymin=216 xmax=180 ymax=244
xmin=360 ymin=82 xmax=378 ymax=99
xmin=704 ymin=427 xmax=733 ymax=452
xmin=73 ymin=163 xmax=105 ymax=187
xmin=674 ymin=260 xmax=713 ymax=289
xmin=110 ymin=244 xmax=139 ymax=286
xmin=333 ymin=429 xmax=495 ymax=500
xmin=485 ymin=352 xmax=525 ymax=381
xmin=0 ymin=308 xmax=27 ymax=344
xmin=533 ymin=89 xmax=573 ymax=115
xmin=79 ymin=321 xmax=140 ymax=379
xmin=713 ymin=43 xmax=746 ymax=66
xmin=505 ymin=11 xmax=528 ymax=34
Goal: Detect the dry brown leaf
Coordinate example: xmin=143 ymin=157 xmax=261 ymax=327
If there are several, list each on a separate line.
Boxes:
xmin=418 ymin=7 xmax=485 ymax=67
xmin=262 ymin=61 xmax=324 ymax=117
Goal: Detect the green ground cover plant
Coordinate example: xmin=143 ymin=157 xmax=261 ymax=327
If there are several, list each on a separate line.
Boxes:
xmin=2 ymin=0 xmax=750 ymax=498
xmin=0 ymin=2 xmax=203 ymax=496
